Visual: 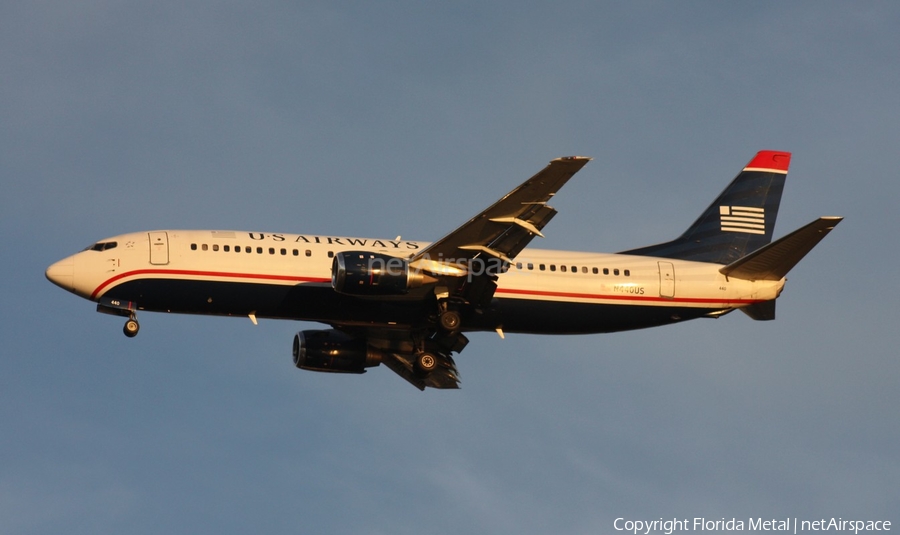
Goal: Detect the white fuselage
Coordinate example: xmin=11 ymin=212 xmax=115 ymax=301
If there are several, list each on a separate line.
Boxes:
xmin=47 ymin=230 xmax=784 ymax=334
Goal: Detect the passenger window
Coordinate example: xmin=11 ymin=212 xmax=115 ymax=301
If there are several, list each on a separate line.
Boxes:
xmin=624 ymin=269 xmax=630 ymax=277
xmin=560 ymin=265 xmax=566 ymax=272
xmin=603 ymin=268 xmax=609 ymax=275
xmin=257 ymin=247 xmax=263 ymax=254
xmin=592 ymin=267 xmax=598 ymax=274
xmin=582 ymin=266 xmax=588 ymax=273
xmin=213 ymin=244 xmax=219 ymax=252
xmin=539 ymin=264 xmax=546 ymax=271
xmin=202 ymin=244 xmax=209 ymax=251
xmin=281 ymin=248 xmax=287 ymax=255
xmin=305 ymin=250 xmax=312 ymax=257
xmin=268 ymin=247 xmax=275 ymax=255
xmin=614 ymin=269 xmax=620 ymax=276
xmin=550 ymin=265 xmax=556 ymax=272
xmin=224 ymin=245 xmax=230 ymax=252
xmin=245 ymin=246 xmax=251 ymax=253
xmin=191 ymin=243 xmax=197 ymax=251
xmin=516 ymin=262 xmax=522 ymax=270
xmin=328 ymin=251 xmax=334 ymax=258
xmin=527 ymin=263 xmax=534 ymax=270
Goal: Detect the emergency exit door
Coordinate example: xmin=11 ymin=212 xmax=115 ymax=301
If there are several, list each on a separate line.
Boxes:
xmin=149 ymin=232 xmax=169 ymax=265
xmin=658 ymin=261 xmax=675 ymax=298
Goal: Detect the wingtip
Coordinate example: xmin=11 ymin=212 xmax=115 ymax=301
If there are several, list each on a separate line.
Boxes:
xmin=552 ymin=155 xmax=592 ymax=162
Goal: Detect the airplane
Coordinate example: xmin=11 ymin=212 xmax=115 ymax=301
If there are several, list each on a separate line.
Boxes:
xmin=45 ymin=151 xmax=842 ymax=390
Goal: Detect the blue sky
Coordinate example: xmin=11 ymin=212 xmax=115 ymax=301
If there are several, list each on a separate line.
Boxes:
xmin=2 ymin=2 xmax=898 ymax=533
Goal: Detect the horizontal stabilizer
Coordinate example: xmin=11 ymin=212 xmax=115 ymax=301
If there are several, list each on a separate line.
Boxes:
xmin=741 ymin=300 xmax=776 ymax=321
xmin=720 ymin=217 xmax=843 ymax=281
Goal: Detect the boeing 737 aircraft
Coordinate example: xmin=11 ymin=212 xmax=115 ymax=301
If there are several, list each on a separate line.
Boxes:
xmin=46 ymin=151 xmax=841 ymax=389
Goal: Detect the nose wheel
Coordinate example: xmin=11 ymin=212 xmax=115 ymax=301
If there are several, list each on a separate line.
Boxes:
xmin=96 ymin=297 xmax=142 ymax=338
xmin=123 ymin=316 xmax=140 ymax=338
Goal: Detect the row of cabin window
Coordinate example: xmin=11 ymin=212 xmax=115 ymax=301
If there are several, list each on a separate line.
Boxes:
xmin=190 ymin=243 xmax=336 ymax=258
xmin=515 ymin=262 xmax=630 ymax=276
xmin=189 ymin=244 xmax=628 ymax=276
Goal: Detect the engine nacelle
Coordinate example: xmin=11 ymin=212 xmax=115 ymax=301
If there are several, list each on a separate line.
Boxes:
xmin=292 ymin=329 xmax=381 ymax=374
xmin=332 ymin=251 xmax=433 ymax=295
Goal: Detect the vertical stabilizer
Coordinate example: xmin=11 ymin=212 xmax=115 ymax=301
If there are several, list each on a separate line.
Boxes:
xmin=621 ymin=151 xmax=790 ymax=265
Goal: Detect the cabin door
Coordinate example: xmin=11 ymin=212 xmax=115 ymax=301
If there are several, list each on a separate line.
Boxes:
xmin=149 ymin=232 xmax=169 ymax=265
xmin=658 ymin=261 xmax=675 ymax=298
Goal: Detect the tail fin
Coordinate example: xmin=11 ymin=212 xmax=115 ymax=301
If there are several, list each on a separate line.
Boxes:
xmin=719 ymin=217 xmax=843 ymax=281
xmin=620 ymin=151 xmax=790 ymax=264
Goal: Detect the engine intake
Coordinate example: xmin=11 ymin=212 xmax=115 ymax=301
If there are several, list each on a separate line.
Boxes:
xmin=332 ymin=251 xmax=434 ymax=295
xmin=292 ymin=329 xmax=381 ymax=374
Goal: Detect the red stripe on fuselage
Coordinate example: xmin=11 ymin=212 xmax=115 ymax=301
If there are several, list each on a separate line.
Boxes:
xmin=494 ymin=287 xmax=762 ymax=306
xmin=92 ymin=269 xmax=763 ymax=307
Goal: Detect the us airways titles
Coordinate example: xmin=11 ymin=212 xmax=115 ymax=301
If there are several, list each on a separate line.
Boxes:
xmin=247 ymin=233 xmax=421 ymax=250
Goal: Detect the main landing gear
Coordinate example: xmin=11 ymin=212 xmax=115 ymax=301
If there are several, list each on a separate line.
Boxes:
xmin=438 ymin=309 xmax=461 ymax=333
xmin=414 ymin=351 xmax=439 ymax=374
xmin=407 ymin=312 xmax=469 ymax=384
xmin=435 ymin=293 xmax=462 ymax=335
xmin=415 ymin=306 xmax=459 ymax=375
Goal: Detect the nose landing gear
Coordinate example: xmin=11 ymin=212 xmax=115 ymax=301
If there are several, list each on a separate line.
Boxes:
xmin=123 ymin=316 xmax=140 ymax=338
xmin=96 ymin=297 xmax=141 ymax=338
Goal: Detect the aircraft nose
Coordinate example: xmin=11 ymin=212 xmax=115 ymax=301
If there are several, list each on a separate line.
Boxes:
xmin=46 ymin=256 xmax=75 ymax=292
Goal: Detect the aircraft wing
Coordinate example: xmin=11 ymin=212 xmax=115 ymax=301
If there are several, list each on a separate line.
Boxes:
xmin=410 ymin=156 xmax=591 ymax=307
xmin=331 ymin=157 xmax=590 ymax=390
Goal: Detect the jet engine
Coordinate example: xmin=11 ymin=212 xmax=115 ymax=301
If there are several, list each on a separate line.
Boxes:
xmin=292 ymin=329 xmax=381 ymax=374
xmin=331 ymin=251 xmax=434 ymax=295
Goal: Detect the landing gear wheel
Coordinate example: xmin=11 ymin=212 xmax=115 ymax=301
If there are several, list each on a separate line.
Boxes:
xmin=439 ymin=310 xmax=461 ymax=332
xmin=123 ymin=318 xmax=140 ymax=338
xmin=415 ymin=352 xmax=438 ymax=374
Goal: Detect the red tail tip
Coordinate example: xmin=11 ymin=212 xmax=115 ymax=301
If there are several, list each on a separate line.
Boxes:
xmin=745 ymin=151 xmax=791 ymax=172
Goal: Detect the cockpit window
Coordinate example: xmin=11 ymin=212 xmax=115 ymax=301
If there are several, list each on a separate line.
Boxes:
xmin=86 ymin=241 xmax=118 ymax=252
